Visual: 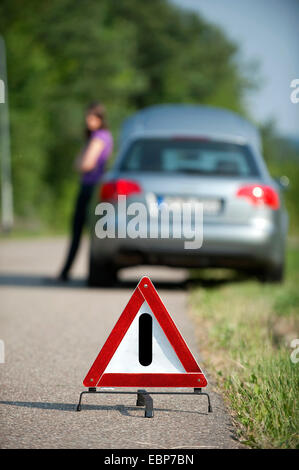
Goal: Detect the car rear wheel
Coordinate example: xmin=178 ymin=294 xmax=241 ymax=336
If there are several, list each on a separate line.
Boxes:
xmin=88 ymin=257 xmax=118 ymax=287
xmin=257 ymin=262 xmax=285 ymax=283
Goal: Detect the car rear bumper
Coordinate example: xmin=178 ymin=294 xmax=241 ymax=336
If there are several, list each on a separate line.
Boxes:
xmin=90 ymin=221 xmax=285 ymax=270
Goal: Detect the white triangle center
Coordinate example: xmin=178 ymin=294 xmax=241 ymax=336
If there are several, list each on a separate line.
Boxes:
xmin=104 ymin=300 xmax=186 ymax=374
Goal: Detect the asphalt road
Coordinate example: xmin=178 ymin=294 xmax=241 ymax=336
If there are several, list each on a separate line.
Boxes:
xmin=0 ymin=237 xmax=242 ymax=449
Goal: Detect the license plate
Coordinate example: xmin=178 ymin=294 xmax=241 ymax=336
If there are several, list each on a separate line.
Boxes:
xmin=157 ymin=196 xmax=222 ymax=215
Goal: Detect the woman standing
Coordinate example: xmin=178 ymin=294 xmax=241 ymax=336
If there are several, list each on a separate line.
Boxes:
xmin=59 ymin=102 xmax=113 ymax=281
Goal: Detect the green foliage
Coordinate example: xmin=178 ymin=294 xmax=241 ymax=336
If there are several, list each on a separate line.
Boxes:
xmin=190 ymin=244 xmax=299 ymax=448
xmin=261 ymin=121 xmax=299 ymax=235
xmin=224 ymin=351 xmax=299 ymax=448
xmin=0 ymin=0 xmax=256 ymax=229
xmin=272 ymin=247 xmax=299 ymax=318
xmin=273 ymin=288 xmax=299 ymax=318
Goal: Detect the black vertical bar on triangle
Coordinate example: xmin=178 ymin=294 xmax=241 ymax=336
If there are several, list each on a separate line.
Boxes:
xmin=139 ymin=313 xmax=152 ymax=366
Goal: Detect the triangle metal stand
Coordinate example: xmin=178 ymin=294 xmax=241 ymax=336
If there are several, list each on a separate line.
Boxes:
xmin=76 ymin=387 xmax=212 ymax=418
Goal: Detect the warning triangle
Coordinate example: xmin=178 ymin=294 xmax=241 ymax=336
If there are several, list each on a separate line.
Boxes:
xmin=83 ymin=276 xmax=207 ymax=388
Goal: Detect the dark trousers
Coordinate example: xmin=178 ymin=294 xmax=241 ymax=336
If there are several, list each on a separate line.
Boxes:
xmin=61 ymin=183 xmax=95 ymax=277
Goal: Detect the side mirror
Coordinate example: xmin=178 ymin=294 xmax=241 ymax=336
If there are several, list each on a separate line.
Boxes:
xmin=275 ymin=175 xmax=290 ymax=191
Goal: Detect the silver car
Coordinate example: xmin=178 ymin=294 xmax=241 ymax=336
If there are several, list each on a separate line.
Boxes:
xmin=88 ymin=105 xmax=288 ymax=286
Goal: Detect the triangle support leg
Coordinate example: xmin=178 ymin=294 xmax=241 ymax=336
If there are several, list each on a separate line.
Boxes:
xmin=76 ymin=388 xmax=211 ymax=416
xmin=143 ymin=391 xmax=154 ymax=418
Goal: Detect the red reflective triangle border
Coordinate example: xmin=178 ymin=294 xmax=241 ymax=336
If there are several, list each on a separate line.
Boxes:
xmin=83 ymin=276 xmax=207 ymax=388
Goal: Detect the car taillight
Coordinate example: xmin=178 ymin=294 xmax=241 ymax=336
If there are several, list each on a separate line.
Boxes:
xmin=100 ymin=179 xmax=142 ymax=201
xmin=236 ymin=184 xmax=280 ymax=210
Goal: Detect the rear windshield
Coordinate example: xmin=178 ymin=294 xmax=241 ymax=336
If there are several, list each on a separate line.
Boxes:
xmin=120 ymin=138 xmax=260 ymax=177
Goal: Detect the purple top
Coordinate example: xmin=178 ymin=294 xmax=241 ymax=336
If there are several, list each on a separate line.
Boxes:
xmin=81 ymin=129 xmax=113 ymax=184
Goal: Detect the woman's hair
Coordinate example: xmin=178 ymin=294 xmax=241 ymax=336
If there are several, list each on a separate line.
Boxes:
xmin=85 ymin=101 xmax=108 ymax=139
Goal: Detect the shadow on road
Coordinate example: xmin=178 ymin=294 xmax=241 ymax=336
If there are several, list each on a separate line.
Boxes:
xmin=0 ymin=271 xmax=250 ymax=291
xmin=0 ymin=400 xmax=208 ymax=417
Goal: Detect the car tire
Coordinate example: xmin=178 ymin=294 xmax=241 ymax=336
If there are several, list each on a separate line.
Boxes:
xmin=258 ymin=262 xmax=285 ymax=284
xmin=88 ymin=257 xmax=118 ymax=287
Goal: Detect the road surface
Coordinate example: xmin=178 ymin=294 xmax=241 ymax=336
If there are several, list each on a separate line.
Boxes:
xmin=0 ymin=237 xmax=242 ymax=449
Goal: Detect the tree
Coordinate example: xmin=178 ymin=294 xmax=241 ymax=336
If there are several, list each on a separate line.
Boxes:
xmin=0 ymin=0 xmax=256 ymax=229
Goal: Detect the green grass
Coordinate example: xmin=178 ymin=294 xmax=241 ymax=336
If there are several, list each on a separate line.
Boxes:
xmin=189 ymin=242 xmax=299 ymax=448
xmin=224 ymin=350 xmax=298 ymax=448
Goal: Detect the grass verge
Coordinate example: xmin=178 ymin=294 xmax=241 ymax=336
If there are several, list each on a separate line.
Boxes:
xmin=189 ymin=240 xmax=299 ymax=448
